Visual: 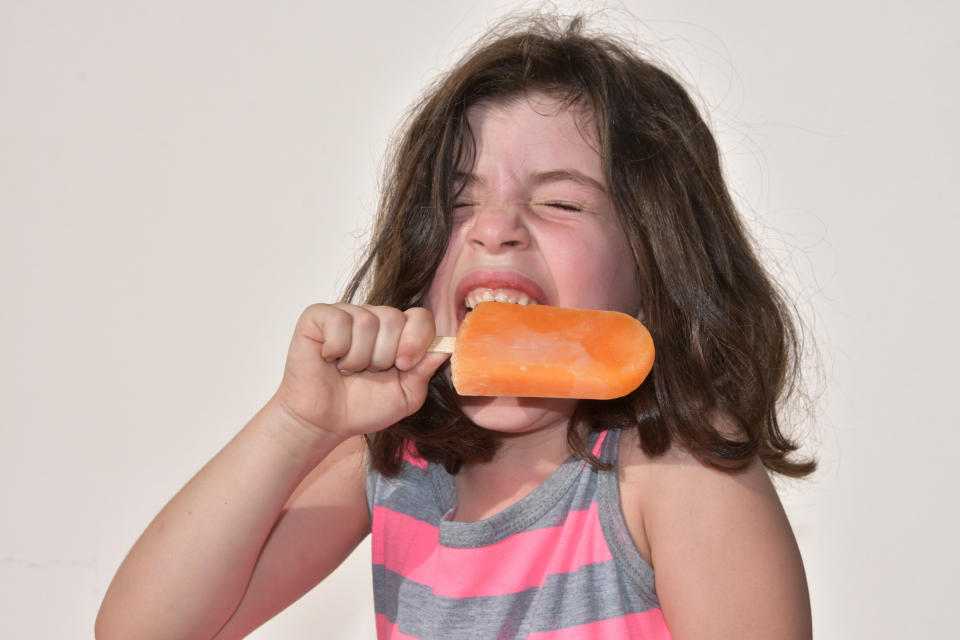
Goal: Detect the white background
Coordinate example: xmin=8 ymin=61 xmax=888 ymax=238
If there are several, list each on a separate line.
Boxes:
xmin=2 ymin=1 xmax=957 ymax=638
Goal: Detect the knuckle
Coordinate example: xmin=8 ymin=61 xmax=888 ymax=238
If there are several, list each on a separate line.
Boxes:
xmin=404 ymin=306 xmax=433 ymax=325
xmin=305 ymin=302 xmax=341 ymax=324
xmin=300 ymin=302 xmax=324 ymax=323
xmin=378 ymin=306 xmax=406 ymax=327
xmin=352 ymin=309 xmax=380 ymax=333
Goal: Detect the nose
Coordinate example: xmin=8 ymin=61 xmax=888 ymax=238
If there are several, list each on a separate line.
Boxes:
xmin=465 ymin=202 xmax=531 ymax=253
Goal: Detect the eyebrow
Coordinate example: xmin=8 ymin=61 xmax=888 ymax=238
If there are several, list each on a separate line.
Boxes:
xmin=454 ymin=170 xmax=608 ymax=194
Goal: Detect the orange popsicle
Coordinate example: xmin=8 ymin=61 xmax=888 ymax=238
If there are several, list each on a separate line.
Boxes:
xmin=430 ymin=302 xmax=654 ymax=399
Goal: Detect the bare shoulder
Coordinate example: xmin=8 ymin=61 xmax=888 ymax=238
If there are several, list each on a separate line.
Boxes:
xmin=617 ymin=427 xmax=812 ymax=640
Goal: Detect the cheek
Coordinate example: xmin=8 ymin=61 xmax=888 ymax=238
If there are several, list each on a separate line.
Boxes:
xmin=424 ymin=232 xmax=462 ymax=315
xmin=553 ymin=227 xmax=640 ymax=313
xmin=424 ymin=262 xmax=446 ymax=311
xmin=610 ymin=237 xmax=641 ymax=311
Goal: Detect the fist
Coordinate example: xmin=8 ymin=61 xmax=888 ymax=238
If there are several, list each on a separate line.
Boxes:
xmin=274 ymin=303 xmax=448 ymax=440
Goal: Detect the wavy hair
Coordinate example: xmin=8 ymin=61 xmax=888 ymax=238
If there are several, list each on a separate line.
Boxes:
xmin=344 ymin=14 xmax=815 ymax=478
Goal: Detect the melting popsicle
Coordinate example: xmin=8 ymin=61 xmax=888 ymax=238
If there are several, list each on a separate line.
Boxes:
xmin=429 ymin=302 xmax=654 ymax=399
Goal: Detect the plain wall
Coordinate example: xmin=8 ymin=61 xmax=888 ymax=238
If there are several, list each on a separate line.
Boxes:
xmin=2 ymin=1 xmax=957 ymax=637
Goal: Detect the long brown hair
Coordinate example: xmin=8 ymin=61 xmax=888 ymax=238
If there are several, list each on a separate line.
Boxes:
xmin=344 ymin=14 xmax=815 ymax=478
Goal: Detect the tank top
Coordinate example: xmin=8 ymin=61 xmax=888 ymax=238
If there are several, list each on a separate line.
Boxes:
xmin=365 ymin=428 xmax=672 ymax=639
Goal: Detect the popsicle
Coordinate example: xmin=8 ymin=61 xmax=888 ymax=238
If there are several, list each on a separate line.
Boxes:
xmin=429 ymin=302 xmax=654 ymax=399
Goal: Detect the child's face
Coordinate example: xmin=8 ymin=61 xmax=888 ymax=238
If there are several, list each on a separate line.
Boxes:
xmin=425 ymin=93 xmax=641 ymax=434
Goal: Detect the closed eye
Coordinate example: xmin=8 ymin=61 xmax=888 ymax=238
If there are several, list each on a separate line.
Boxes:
xmin=544 ymin=202 xmax=583 ymax=212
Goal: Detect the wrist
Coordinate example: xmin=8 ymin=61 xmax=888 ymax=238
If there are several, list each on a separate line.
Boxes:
xmin=257 ymin=395 xmax=348 ymax=468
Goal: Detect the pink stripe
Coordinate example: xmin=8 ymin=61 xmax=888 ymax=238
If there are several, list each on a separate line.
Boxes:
xmin=590 ymin=430 xmax=608 ymax=457
xmin=371 ymin=506 xmax=437 ymax=572
xmin=526 ymin=610 xmax=672 ymax=639
xmin=372 ymin=502 xmax=611 ymax=598
xmin=375 ymin=613 xmax=420 ymax=640
xmin=402 ymin=441 xmax=428 ymax=469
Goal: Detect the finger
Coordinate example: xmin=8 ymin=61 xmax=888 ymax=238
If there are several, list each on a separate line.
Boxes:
xmin=394 ymin=307 xmax=437 ymax=371
xmin=366 ymin=305 xmax=406 ymax=372
xmin=331 ymin=304 xmax=379 ymax=373
xmin=398 ymin=351 xmax=451 ymax=412
xmin=405 ymin=351 xmax=450 ymax=380
xmin=300 ymin=303 xmax=352 ymax=362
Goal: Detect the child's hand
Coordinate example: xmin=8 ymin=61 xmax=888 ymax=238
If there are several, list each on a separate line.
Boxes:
xmin=272 ymin=303 xmax=448 ymax=441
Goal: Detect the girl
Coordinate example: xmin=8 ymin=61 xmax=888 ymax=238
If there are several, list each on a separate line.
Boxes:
xmin=97 ymin=15 xmax=814 ymax=640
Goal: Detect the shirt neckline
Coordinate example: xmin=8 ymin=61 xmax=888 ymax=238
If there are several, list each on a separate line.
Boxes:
xmin=429 ymin=430 xmax=608 ymax=548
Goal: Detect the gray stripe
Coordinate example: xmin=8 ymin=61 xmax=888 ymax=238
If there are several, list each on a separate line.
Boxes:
xmin=367 ymin=455 xmax=597 ymax=533
xmin=373 ymin=559 xmax=660 ymax=638
xmin=435 ymin=434 xmax=602 ymax=548
xmin=368 ymin=461 xmax=447 ymax=524
xmin=373 ymin=563 xmax=538 ymax=639
xmin=369 ymin=436 xmax=603 ymax=537
xmin=597 ymin=428 xmax=660 ymax=606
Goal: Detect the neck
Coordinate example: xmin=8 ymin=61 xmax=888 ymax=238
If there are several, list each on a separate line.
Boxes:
xmin=452 ymin=421 xmax=574 ymax=522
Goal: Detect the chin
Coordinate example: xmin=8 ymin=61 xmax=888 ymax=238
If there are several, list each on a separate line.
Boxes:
xmin=459 ymin=396 xmax=578 ymax=435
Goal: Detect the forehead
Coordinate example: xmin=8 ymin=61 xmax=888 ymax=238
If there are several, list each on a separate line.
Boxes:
xmin=459 ymin=92 xmax=603 ymax=173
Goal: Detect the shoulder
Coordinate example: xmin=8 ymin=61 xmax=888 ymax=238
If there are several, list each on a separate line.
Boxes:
xmin=617 ymin=426 xmax=812 ymax=639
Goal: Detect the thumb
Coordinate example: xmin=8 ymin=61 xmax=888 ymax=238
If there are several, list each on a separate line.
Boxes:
xmin=397 ymin=351 xmax=450 ymax=409
xmin=404 ymin=351 xmax=450 ymax=383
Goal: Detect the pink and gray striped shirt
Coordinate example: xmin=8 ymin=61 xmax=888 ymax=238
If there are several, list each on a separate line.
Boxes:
xmin=366 ymin=428 xmax=672 ymax=639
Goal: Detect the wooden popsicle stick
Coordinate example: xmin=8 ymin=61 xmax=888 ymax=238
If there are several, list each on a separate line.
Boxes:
xmin=429 ymin=336 xmax=456 ymax=354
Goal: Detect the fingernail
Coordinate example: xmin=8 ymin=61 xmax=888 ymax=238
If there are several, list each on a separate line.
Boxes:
xmin=395 ymin=356 xmax=412 ymax=371
xmin=338 ymin=368 xmax=352 ymax=376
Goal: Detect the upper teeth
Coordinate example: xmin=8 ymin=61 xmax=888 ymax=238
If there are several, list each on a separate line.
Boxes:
xmin=464 ymin=287 xmax=537 ymax=310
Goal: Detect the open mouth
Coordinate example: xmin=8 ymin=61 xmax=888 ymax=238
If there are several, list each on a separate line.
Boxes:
xmin=463 ymin=287 xmax=539 ymax=310
xmin=454 ymin=272 xmax=549 ymax=326
xmin=458 ymin=287 xmax=541 ymax=327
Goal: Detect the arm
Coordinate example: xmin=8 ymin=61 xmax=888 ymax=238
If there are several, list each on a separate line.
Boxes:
xmin=620 ymin=436 xmax=811 ymax=639
xmin=95 ymin=304 xmax=447 ymax=640
xmin=211 ymin=431 xmax=370 ymax=639
xmin=96 ymin=403 xmax=365 ymax=640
